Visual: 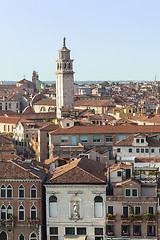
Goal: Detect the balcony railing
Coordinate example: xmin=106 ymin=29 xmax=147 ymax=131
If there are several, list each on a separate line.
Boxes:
xmin=106 ymin=232 xmax=114 ymax=236
xmin=27 ymin=218 xmax=39 ymax=228
xmin=0 ymin=218 xmax=14 ymax=227
xmin=144 ymin=213 xmax=156 ymax=222
xmin=122 ymin=232 xmax=130 ymax=237
xmin=133 ymin=232 xmax=141 ymax=237
xmin=130 ymin=214 xmax=142 ymax=222
xmin=106 ymin=214 xmax=116 ymax=221
xmin=121 ymin=215 xmax=130 ymax=221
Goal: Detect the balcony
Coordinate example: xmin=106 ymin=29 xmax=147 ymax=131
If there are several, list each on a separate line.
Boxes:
xmin=122 ymin=232 xmax=130 ymax=237
xmin=121 ymin=215 xmax=130 ymax=222
xmin=133 ymin=232 xmax=141 ymax=237
xmin=106 ymin=214 xmax=116 ymax=222
xmin=27 ymin=218 xmax=39 ymax=228
xmin=106 ymin=232 xmax=114 ymax=237
xmin=130 ymin=214 xmax=142 ymax=222
xmin=52 ymin=143 xmax=84 ymax=152
xmin=144 ymin=213 xmax=156 ymax=222
xmin=0 ymin=218 xmax=14 ymax=227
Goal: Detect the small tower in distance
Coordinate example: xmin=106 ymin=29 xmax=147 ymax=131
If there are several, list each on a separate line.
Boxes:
xmin=56 ymin=38 xmax=74 ymax=118
xmin=32 ymin=70 xmax=39 ymax=90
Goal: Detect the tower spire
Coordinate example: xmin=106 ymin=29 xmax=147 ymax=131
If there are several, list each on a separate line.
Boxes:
xmin=63 ymin=37 xmax=66 ymax=48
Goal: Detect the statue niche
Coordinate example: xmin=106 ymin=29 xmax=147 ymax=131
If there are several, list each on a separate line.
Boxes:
xmin=70 ymin=195 xmax=80 ymax=220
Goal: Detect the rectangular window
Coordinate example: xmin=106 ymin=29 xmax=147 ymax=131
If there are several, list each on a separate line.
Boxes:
xmin=50 ymin=227 xmax=58 ymax=235
xmin=132 ymin=189 xmax=138 ymax=197
xmin=148 ymin=207 xmax=154 ymax=214
xmin=106 ymin=225 xmax=114 ymax=236
xmin=145 ymin=149 xmax=149 ymax=153
xmin=117 ymin=171 xmax=122 ymax=177
xmin=125 ymin=189 xmax=131 ymax=197
xmin=147 ymin=225 xmax=155 ymax=236
xmin=135 ymin=206 xmax=140 ymax=215
xmin=96 ymin=156 xmax=100 ymax=162
xmin=141 ymin=139 xmax=144 ymax=143
xmin=108 ymin=206 xmax=113 ymax=215
xmin=106 ymin=137 xmax=113 ymax=142
xmin=0 ymin=103 xmax=2 ymax=111
xmin=80 ymin=136 xmax=88 ymax=143
xmin=151 ymin=149 xmax=155 ymax=153
xmin=141 ymin=148 xmax=144 ymax=153
xmin=50 ymin=237 xmax=58 ymax=240
xmin=136 ymin=148 xmax=139 ymax=153
xmin=136 ymin=139 xmax=139 ymax=143
xmin=93 ymin=135 xmax=101 ymax=142
xmin=65 ymin=227 xmax=75 ymax=235
xmin=61 ymin=136 xmax=69 ymax=143
xmin=117 ymin=148 xmax=121 ymax=153
xmin=128 ymin=148 xmax=132 ymax=153
xmin=123 ymin=206 xmax=128 ymax=217
xmin=95 ymin=228 xmax=103 ymax=236
xmin=159 ymin=149 xmax=160 ymax=153
xmin=77 ymin=228 xmax=86 ymax=235
xmin=122 ymin=225 xmax=130 ymax=236
xmin=133 ymin=225 xmax=141 ymax=236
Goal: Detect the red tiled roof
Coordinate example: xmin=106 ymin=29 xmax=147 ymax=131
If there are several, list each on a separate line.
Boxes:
xmin=46 ymin=158 xmax=106 ymax=184
xmin=0 ymin=116 xmax=20 ymax=124
xmin=74 ymin=100 xmax=115 ymax=107
xmin=114 ymin=178 xmax=140 ymax=187
xmin=114 ymin=134 xmax=160 ymax=146
xmin=33 ymin=99 xmax=56 ymax=106
xmin=0 ymin=160 xmax=39 ymax=179
xmin=50 ymin=125 xmax=160 ymax=135
xmin=107 ymin=162 xmax=132 ymax=174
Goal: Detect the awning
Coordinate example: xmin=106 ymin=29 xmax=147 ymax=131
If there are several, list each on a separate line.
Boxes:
xmin=64 ymin=236 xmax=87 ymax=240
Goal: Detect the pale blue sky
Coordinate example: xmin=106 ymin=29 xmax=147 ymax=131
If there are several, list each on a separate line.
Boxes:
xmin=0 ymin=0 xmax=160 ymax=82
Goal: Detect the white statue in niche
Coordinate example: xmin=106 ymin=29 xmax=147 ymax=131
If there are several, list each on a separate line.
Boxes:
xmin=73 ymin=201 xmax=79 ymax=218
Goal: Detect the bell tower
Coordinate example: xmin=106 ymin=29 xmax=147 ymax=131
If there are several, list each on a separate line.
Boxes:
xmin=56 ymin=38 xmax=74 ymax=118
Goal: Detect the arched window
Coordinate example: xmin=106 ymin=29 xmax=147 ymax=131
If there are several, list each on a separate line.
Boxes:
xmin=18 ymin=185 xmax=25 ymax=198
xmin=7 ymin=205 xmax=13 ymax=219
xmin=1 ymin=205 xmax=7 ymax=219
xmin=7 ymin=185 xmax=12 ymax=198
xmin=0 ymin=231 xmax=7 ymax=240
xmin=1 ymin=185 xmax=6 ymax=198
xmin=19 ymin=205 xmax=25 ymax=221
xmin=49 ymin=196 xmax=57 ymax=218
xmin=40 ymin=107 xmax=46 ymax=112
xmin=31 ymin=185 xmax=37 ymax=199
xmin=94 ymin=196 xmax=103 ymax=218
xmin=31 ymin=206 xmax=37 ymax=220
xmin=30 ymin=232 xmax=37 ymax=240
xmin=19 ymin=233 xmax=25 ymax=240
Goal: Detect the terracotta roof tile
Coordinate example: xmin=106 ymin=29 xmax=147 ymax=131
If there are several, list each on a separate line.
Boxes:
xmin=50 ymin=125 xmax=160 ymax=135
xmin=33 ymin=99 xmax=56 ymax=106
xmin=46 ymin=158 xmax=106 ymax=184
xmin=74 ymin=99 xmax=115 ymax=107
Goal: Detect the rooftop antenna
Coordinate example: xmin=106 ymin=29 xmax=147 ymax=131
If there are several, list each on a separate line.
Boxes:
xmin=155 ymin=75 xmax=157 ymax=82
xmin=63 ymin=37 xmax=66 ymax=47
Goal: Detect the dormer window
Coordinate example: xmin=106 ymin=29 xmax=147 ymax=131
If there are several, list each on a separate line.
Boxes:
xmin=141 ymin=139 xmax=144 ymax=143
xmin=136 ymin=139 xmax=139 ymax=143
